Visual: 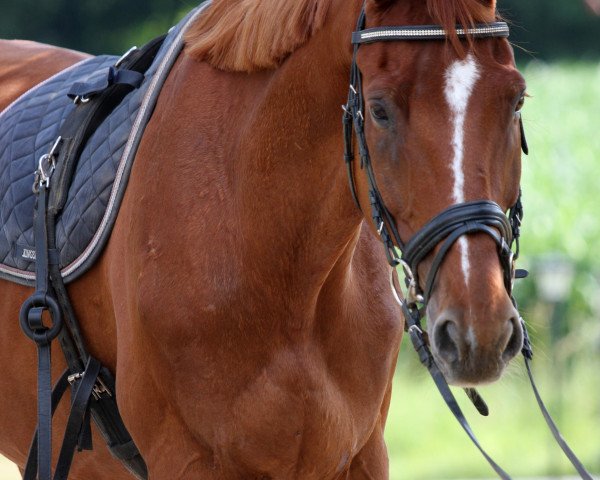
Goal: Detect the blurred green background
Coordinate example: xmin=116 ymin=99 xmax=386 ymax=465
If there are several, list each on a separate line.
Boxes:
xmin=1 ymin=0 xmax=599 ymax=478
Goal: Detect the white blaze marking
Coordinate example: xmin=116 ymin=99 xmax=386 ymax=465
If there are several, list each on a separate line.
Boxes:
xmin=444 ymin=54 xmax=480 ymax=284
xmin=466 ymin=325 xmax=478 ymax=349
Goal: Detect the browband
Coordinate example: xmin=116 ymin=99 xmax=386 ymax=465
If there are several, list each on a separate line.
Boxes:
xmin=352 ymin=21 xmax=509 ymax=44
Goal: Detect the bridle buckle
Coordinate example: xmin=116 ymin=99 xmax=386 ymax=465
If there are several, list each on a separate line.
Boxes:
xmin=400 ymin=260 xmax=424 ymax=306
xmin=68 ymin=371 xmax=112 ymax=400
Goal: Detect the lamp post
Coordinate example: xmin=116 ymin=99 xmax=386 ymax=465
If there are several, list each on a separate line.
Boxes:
xmin=535 ymin=254 xmax=575 ymax=347
xmin=536 ymin=254 xmax=575 ymax=303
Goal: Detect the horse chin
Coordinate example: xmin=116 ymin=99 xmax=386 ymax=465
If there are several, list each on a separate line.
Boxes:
xmin=432 ymin=353 xmax=506 ymax=388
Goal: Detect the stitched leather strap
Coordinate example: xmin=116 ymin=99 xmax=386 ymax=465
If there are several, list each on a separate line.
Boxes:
xmin=401 ymin=200 xmax=514 ymax=301
xmin=23 ymin=370 xmax=71 ymax=480
xmin=19 ymin=186 xmax=64 ymax=480
xmin=53 ymin=357 xmax=102 ymax=480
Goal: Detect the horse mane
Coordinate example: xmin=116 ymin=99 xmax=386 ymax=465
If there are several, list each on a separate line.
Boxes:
xmin=185 ymin=0 xmax=330 ymax=72
xmin=185 ymin=0 xmax=498 ymax=72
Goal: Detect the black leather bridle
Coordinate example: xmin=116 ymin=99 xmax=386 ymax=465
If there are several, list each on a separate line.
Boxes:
xmin=343 ymin=5 xmax=593 ymax=480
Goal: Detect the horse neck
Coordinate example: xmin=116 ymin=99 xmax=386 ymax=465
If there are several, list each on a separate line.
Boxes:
xmin=233 ymin=3 xmax=364 ymax=297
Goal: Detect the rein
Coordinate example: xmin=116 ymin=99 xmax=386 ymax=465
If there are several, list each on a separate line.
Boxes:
xmin=343 ymin=6 xmax=593 ymax=479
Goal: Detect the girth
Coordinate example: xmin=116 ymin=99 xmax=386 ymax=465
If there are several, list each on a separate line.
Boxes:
xmin=343 ymin=4 xmax=593 ymax=479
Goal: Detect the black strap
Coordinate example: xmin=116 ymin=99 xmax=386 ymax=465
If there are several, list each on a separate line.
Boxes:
xmin=22 ymin=359 xmax=102 ymax=480
xmin=342 ymin=12 xmax=365 ymax=214
xmin=19 ymin=186 xmax=64 ymax=480
xmin=520 ymin=323 xmax=593 ymax=480
xmin=343 ymin=10 xmax=405 ymax=266
xmin=48 ymin=209 xmax=148 ymax=478
xmin=23 ymin=370 xmax=71 ymax=480
xmin=86 ymin=366 xmax=148 ymax=479
xmin=342 ymin=105 xmax=361 ymax=211
xmin=67 ymin=67 xmax=144 ymax=100
xmin=31 ymin=191 xmax=53 ymax=480
xmin=403 ymin=303 xmax=512 ymax=479
xmin=524 ymin=359 xmax=593 ymax=479
xmin=53 ymin=357 xmax=102 ymax=480
xmin=391 ymin=200 xmax=515 ymax=303
xmin=402 ymin=200 xmax=511 ymax=271
xmin=36 ymin=336 xmax=53 ymax=480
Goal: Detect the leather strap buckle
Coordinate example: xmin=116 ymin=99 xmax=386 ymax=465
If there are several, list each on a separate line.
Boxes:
xmin=68 ymin=372 xmax=113 ymax=400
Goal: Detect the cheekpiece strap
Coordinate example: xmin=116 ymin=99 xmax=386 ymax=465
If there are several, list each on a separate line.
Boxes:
xmin=352 ymin=22 xmax=510 ymax=44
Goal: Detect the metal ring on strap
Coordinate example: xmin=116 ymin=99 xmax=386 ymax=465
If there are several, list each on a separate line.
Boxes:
xmin=19 ymin=293 xmax=63 ymax=344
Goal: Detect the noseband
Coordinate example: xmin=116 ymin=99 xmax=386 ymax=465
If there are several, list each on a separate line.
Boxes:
xmin=342 ymin=6 xmax=592 ymax=480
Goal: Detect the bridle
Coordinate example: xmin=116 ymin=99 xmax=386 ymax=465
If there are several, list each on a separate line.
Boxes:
xmin=342 ymin=5 xmax=593 ymax=480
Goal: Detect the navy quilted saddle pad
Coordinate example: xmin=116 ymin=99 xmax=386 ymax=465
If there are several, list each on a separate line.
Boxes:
xmin=0 ymin=6 xmax=206 ymax=286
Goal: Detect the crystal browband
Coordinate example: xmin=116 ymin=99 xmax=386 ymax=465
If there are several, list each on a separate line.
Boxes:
xmin=352 ymin=22 xmax=510 ymax=44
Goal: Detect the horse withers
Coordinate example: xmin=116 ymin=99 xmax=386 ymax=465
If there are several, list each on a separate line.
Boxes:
xmin=0 ymin=0 xmax=527 ymax=478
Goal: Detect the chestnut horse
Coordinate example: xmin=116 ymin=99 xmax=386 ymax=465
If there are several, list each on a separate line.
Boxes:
xmin=0 ymin=0 xmax=526 ymax=478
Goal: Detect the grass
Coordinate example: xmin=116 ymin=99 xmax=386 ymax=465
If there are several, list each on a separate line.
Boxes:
xmin=385 ymin=61 xmax=600 ymax=479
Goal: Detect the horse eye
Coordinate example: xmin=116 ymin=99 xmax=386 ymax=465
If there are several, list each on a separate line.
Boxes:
xmin=515 ymin=94 xmax=525 ymax=112
xmin=369 ymin=104 xmax=389 ymax=122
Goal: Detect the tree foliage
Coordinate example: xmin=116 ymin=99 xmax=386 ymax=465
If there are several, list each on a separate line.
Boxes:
xmin=500 ymin=0 xmax=600 ymax=61
xmin=0 ymin=0 xmax=198 ymax=55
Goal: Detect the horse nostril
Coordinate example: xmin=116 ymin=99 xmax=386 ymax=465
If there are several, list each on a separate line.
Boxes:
xmin=502 ymin=317 xmax=523 ymax=362
xmin=433 ymin=319 xmax=460 ymax=365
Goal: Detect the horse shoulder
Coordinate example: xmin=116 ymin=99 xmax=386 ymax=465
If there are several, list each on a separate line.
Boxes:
xmin=0 ymin=40 xmax=89 ymax=110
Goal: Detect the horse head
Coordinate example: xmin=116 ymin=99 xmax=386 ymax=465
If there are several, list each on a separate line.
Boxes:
xmin=349 ymin=0 xmax=526 ymax=386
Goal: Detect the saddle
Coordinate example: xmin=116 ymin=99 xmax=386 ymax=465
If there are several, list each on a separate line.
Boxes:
xmin=0 ymin=7 xmax=201 ymax=286
xmin=1 ymin=5 xmax=210 ymax=480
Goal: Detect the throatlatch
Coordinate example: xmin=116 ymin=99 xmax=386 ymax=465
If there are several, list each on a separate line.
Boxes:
xmin=343 ymin=4 xmax=593 ymax=480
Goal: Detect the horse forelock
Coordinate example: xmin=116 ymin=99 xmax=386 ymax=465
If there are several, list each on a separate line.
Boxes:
xmin=370 ymin=0 xmax=498 ymax=57
xmin=426 ymin=0 xmax=498 ymax=55
xmin=184 ymin=0 xmax=331 ymax=72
